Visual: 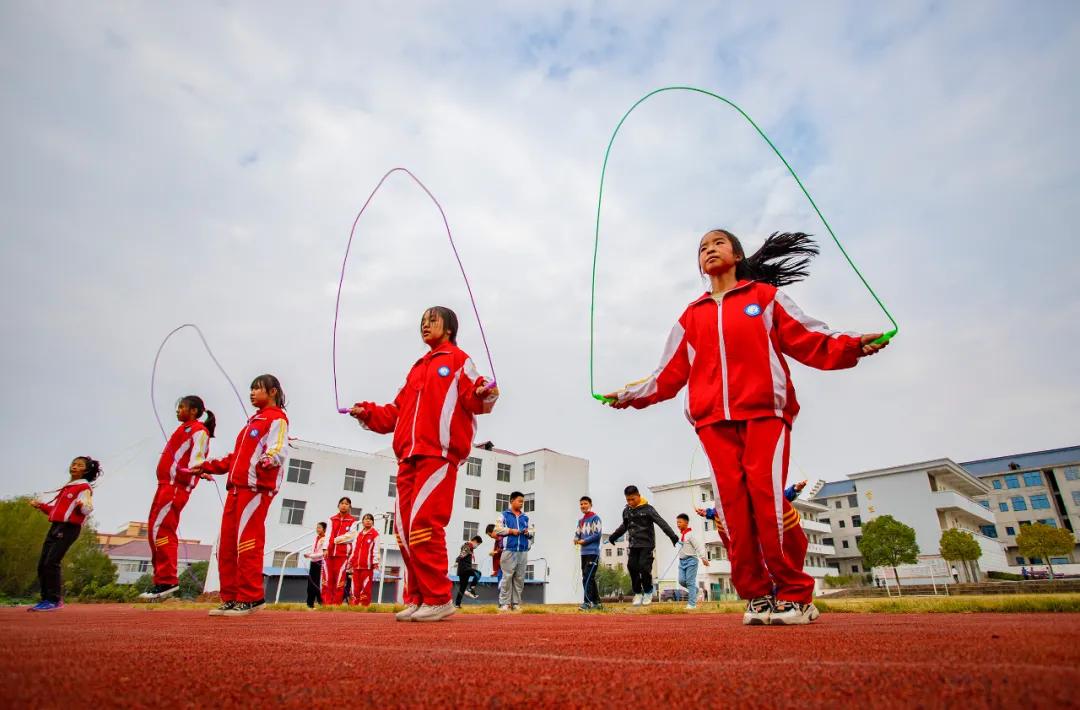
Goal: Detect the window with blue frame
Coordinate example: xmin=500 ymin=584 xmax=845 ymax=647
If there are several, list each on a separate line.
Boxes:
xmin=998 ymin=502 xmax=1009 ymax=512
xmin=1015 ymin=556 xmax=1025 ymax=565
xmin=1064 ymin=466 xmax=1079 ymax=481
xmin=979 ymin=500 xmax=990 ymax=509
xmin=1050 ymin=557 xmax=1070 ymax=564
xmin=1005 ymin=475 xmax=1020 ymax=489
xmin=1012 ymin=496 xmax=1027 ymax=511
xmin=992 ymin=479 xmax=1003 ymax=490
xmin=1038 ymin=519 xmax=1057 ymax=527
xmin=1005 ymin=526 xmax=1016 ymax=536
xmin=979 ymin=525 xmax=997 ymax=538
xmin=1030 ymin=557 xmax=1043 ymax=564
xmin=1073 ymin=491 xmax=1080 ymax=506
xmin=1030 ymin=494 xmax=1051 ymax=510
xmin=1022 ymin=471 xmax=1042 ymax=487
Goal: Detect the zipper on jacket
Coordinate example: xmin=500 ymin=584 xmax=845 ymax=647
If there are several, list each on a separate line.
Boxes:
xmin=715 ymin=294 xmax=731 ymax=419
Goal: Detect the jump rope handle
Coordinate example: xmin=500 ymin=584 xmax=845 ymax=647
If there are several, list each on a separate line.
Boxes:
xmin=871 ymin=328 xmax=898 ymax=346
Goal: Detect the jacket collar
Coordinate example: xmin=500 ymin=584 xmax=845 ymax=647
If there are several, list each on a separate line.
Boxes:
xmin=689 ymin=279 xmax=755 ymax=306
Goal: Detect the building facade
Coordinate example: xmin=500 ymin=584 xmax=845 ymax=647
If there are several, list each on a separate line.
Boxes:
xmin=812 ymin=480 xmax=865 ymax=576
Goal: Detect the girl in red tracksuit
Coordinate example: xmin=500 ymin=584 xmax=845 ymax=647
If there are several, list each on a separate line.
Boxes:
xmin=321 ymin=497 xmax=357 ymax=605
xmin=192 ymin=374 xmax=289 ymax=617
xmin=607 ymin=230 xmax=888 ymax=626
xmin=140 ymin=395 xmax=215 ymax=601
xmin=348 ymin=513 xmax=381 ymax=607
xmin=350 ymin=306 xmax=498 ymax=623
xmin=28 ymin=456 xmax=102 ymax=612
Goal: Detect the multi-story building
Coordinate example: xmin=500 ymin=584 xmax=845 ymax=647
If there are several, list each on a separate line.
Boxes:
xmin=203 ymin=439 xmax=590 ymax=604
xmin=648 ymin=477 xmax=838 ymax=598
xmin=98 ymin=520 xmax=200 ymax=549
xmin=960 ymin=445 xmax=1080 ymax=567
xmin=812 ymin=480 xmax=865 ymax=576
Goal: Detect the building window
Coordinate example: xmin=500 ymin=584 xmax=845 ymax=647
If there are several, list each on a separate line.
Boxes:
xmin=823 ymin=537 xmax=834 ymax=546
xmin=820 ymin=517 xmax=830 ymax=525
xmin=383 ymin=513 xmax=395 ymax=535
xmin=350 ymin=506 xmax=362 ymax=518
xmin=497 ymin=462 xmax=511 ymax=482
xmin=272 ymin=551 xmax=301 ymax=568
xmin=617 ymin=548 xmax=624 ymax=557
xmin=280 ymin=499 xmax=306 ymax=526
xmin=1064 ymin=466 xmax=1079 ymax=481
xmin=1050 ymin=557 xmax=1070 ymax=565
xmin=992 ymin=479 xmax=1002 ymax=490
xmin=1030 ymin=494 xmax=1051 ymax=510
xmin=1011 ymin=496 xmax=1027 ymax=511
xmin=388 ymin=476 xmax=397 ymax=498
xmin=842 ymin=540 xmax=849 ymax=549
xmin=835 ymin=500 xmax=842 ymax=509
xmin=605 ymin=548 xmax=612 ymax=557
xmin=703 ymin=518 xmax=713 ymax=531
xmin=855 ymin=535 xmax=862 ymax=545
xmin=1039 ymin=519 xmax=1057 ymax=527
xmin=524 ymin=462 xmax=536 ymax=482
xmin=852 ymin=515 xmax=862 ymax=527
xmin=1022 ymin=471 xmax=1042 ymax=487
xmin=495 ymin=492 xmax=511 ymax=512
xmin=839 ymin=520 xmax=846 ymax=529
xmin=463 ymin=521 xmax=479 ymax=541
xmin=286 ymin=459 xmax=312 ymax=485
xmin=1073 ymin=491 xmax=1080 ymax=506
xmin=466 ymin=457 xmax=482 ymax=477
xmin=343 ymin=468 xmax=366 ymax=493
xmin=464 ymin=488 xmax=481 ymax=510
xmin=524 ymin=492 xmax=535 ymax=513
xmin=1019 ymin=520 xmax=1032 ymax=527
xmin=1030 ymin=557 xmax=1043 ymax=564
xmin=851 ymin=564 xmax=860 ymax=573
xmin=999 ymin=502 xmax=1009 ymax=512
xmin=1005 ymin=526 xmax=1016 ymax=536
xmin=979 ymin=500 xmax=990 ymax=510
xmin=979 ymin=525 xmax=998 ymax=538
xmin=525 ymin=564 xmax=535 ymax=580
xmin=847 ymin=495 xmax=858 ymax=507
xmin=1015 ymin=556 xmax=1025 ymax=565
xmin=1005 ymin=474 xmax=1020 ymax=489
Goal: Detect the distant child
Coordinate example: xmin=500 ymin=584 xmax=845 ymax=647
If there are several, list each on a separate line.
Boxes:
xmin=348 ymin=513 xmax=380 ymax=607
xmin=675 ymin=513 xmax=710 ymax=609
xmin=322 ymin=497 xmax=357 ymax=606
xmin=454 ymin=535 xmax=483 ymax=608
xmin=303 ymin=521 xmax=327 ymax=609
xmin=28 ymin=456 xmax=101 ymax=611
xmin=574 ymin=496 xmax=603 ymax=610
xmin=607 ymin=485 xmax=678 ymax=606
xmin=495 ymin=491 xmax=533 ymax=611
xmin=486 ymin=523 xmax=503 ymax=581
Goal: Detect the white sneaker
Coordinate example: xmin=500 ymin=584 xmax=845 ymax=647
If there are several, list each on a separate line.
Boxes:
xmin=498 ymin=605 xmax=512 ymax=613
xmin=743 ymin=596 xmax=774 ymax=626
xmin=412 ymin=601 xmax=457 ymax=622
xmin=464 ymin=589 xmax=479 ymax=599
xmin=642 ymin=593 xmax=653 ymax=606
xmin=394 ymin=604 xmax=420 ymax=622
xmin=685 ymin=603 xmax=697 ymax=610
xmin=631 ymin=594 xmax=643 ymax=606
xmin=770 ymin=600 xmax=820 ymax=625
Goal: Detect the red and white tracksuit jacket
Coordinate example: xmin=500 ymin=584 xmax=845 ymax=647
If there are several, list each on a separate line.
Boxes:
xmin=148 ymin=421 xmax=210 ymax=586
xmin=348 ymin=527 xmax=380 ymax=606
xmin=36 ymin=482 xmax=94 ymax=525
xmin=356 ymin=341 xmax=497 ymax=607
xmin=321 ymin=512 xmax=357 ymax=605
xmin=619 ymin=281 xmax=863 ymax=604
xmin=202 ymin=406 xmax=289 ymax=603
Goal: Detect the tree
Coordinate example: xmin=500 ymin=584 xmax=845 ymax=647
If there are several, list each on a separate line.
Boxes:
xmin=179 ymin=561 xmax=209 ymax=598
xmin=62 ymin=523 xmax=118 ymax=595
xmin=595 ymin=564 xmax=631 ymax=599
xmin=0 ymin=497 xmax=53 ymax=597
xmin=858 ymin=515 xmax=919 ymax=596
xmin=940 ymin=528 xmax=982 ymax=583
xmin=1016 ymin=523 xmax=1075 ymax=579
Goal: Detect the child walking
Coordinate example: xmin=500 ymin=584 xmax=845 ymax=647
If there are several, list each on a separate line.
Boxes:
xmin=348 ymin=513 xmax=380 ymax=607
xmin=350 ymin=306 xmax=498 ymax=622
xmin=607 ymin=230 xmax=887 ymax=625
xmin=28 ymin=456 xmax=101 ymax=611
xmin=607 ymin=485 xmax=678 ymax=606
xmin=675 ymin=513 xmax=709 ymax=609
xmin=141 ymin=395 xmax=215 ymax=601
xmin=192 ymin=374 xmax=289 ymax=617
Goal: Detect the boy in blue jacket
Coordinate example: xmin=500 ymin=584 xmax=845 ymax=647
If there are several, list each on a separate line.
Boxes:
xmin=574 ymin=496 xmax=603 ymax=610
xmin=495 ymin=491 xmax=533 ymax=611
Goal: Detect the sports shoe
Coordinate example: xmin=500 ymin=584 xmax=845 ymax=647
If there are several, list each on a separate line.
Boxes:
xmin=413 ymin=601 xmax=457 ymax=622
xmin=578 ymin=602 xmax=592 ymax=611
xmin=743 ymin=596 xmax=774 ymax=625
xmin=139 ymin=583 xmax=180 ymax=601
xmin=510 ymin=604 xmax=522 ymax=613
xmin=685 ymin=603 xmax=697 ymax=610
xmin=209 ymin=601 xmax=237 ymax=616
xmin=770 ymin=600 xmax=820 ymax=625
xmin=28 ymin=600 xmax=61 ymax=612
xmin=631 ymin=594 xmax=643 ymax=606
xmin=395 ymin=604 xmax=420 ymax=621
xmin=642 ymin=593 xmax=653 ymax=606
xmin=497 ymin=605 xmax=511 ymax=613
xmin=224 ymin=599 xmax=265 ymax=616
xmin=464 ymin=588 xmax=479 ymax=599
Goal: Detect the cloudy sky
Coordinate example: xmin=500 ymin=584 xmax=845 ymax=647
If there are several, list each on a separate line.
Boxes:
xmin=2 ymin=2 xmax=1077 ymax=542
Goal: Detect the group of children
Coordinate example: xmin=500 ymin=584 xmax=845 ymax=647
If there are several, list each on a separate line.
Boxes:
xmin=300 ymin=499 xmax=382 ymax=608
xmin=29 ymin=227 xmax=886 ymax=627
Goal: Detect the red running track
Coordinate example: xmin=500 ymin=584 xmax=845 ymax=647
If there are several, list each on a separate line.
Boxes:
xmin=2 ymin=606 xmax=1079 ymax=708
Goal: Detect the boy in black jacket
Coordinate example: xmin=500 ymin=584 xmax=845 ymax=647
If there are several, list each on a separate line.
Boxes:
xmin=608 ymin=485 xmax=679 ymax=606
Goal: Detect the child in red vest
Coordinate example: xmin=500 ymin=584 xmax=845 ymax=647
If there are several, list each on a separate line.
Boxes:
xmin=607 ymin=231 xmax=887 ymax=625
xmin=192 ymin=374 xmax=289 ymax=617
xmin=348 ymin=513 xmax=380 ymax=606
xmin=141 ymin=395 xmax=215 ymax=601
xmin=321 ymin=497 xmax=357 ymax=605
xmin=350 ymin=306 xmax=498 ymax=622
xmin=28 ymin=456 xmax=101 ymax=611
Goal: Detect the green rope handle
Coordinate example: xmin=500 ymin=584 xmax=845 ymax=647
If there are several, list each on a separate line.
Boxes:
xmin=590 ymin=86 xmax=899 ymax=404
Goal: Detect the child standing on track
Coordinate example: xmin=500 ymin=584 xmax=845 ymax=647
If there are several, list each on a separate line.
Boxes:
xmin=350 ymin=306 xmax=498 ymax=622
xmin=607 ymin=230 xmax=888 ymax=625
xmin=191 ymin=374 xmax=289 ymax=617
xmin=322 ymin=497 xmax=357 ymax=606
xmin=496 ymin=491 xmax=533 ymax=611
xmin=28 ymin=456 xmax=101 ymax=612
xmin=675 ymin=513 xmax=709 ymax=609
xmin=303 ymin=521 xmax=327 ymax=609
xmin=607 ymin=485 xmax=678 ymax=606
xmin=486 ymin=523 xmax=502 ymax=582
xmin=574 ymin=496 xmax=602 ymax=610
xmin=348 ymin=513 xmax=380 ymax=607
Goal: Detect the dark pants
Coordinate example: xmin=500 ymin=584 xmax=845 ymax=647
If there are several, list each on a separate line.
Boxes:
xmin=38 ymin=522 xmax=80 ymax=603
xmin=307 ymin=561 xmax=322 ymax=608
xmin=628 ymin=547 xmax=654 ymax=595
xmin=581 ymin=554 xmax=600 ymax=604
xmin=455 ymin=567 xmax=481 ymax=605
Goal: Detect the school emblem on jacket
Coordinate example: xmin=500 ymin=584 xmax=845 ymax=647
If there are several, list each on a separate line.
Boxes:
xmin=184 ymin=427 xmax=192 ymax=433
xmin=249 ymin=428 xmax=261 ymax=438
xmin=744 ymin=304 xmax=762 ymax=317
xmin=437 ymin=365 xmax=451 ymax=377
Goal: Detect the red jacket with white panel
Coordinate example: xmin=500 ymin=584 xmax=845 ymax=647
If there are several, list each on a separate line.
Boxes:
xmin=156 ymin=421 xmax=210 ymax=491
xmin=36 ymin=481 xmax=94 ymax=525
xmin=348 ymin=526 xmax=380 ymax=569
xmin=324 ymin=512 xmax=357 ymax=559
xmin=616 ymin=281 xmax=862 ymax=427
xmin=201 ymin=407 xmax=289 ymax=493
xmin=356 ymin=342 xmax=497 ymax=465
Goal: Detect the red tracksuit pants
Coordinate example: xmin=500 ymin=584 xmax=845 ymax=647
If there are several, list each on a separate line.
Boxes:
xmin=321 ymin=556 xmax=349 ymax=605
xmin=148 ymin=483 xmax=191 ymax=586
xmin=699 ymin=417 xmax=814 ymax=604
xmin=218 ymin=487 xmax=273 ymax=603
xmin=394 ymin=456 xmax=458 ymax=607
xmin=349 ymin=568 xmax=375 ymax=606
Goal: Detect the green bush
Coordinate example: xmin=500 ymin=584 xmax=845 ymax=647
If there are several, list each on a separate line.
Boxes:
xmin=74 ymin=582 xmax=140 ymax=603
xmin=988 ymin=571 xmax=1023 ymax=581
xmin=824 ymin=573 xmax=869 ymax=588
xmin=179 ymin=561 xmax=209 ymax=599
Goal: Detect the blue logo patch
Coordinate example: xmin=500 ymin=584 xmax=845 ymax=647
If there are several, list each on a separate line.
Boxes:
xmin=744 ymin=304 xmax=762 ymax=317
xmin=184 ymin=427 xmax=192 ymax=433
xmin=437 ymin=365 xmax=451 ymax=377
xmin=249 ymin=429 xmax=261 ymax=438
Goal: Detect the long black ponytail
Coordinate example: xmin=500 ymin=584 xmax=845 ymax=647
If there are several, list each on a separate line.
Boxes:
xmin=77 ymin=456 xmax=103 ymax=483
xmin=708 ymin=230 xmax=819 ymax=287
xmin=179 ymin=395 xmax=217 ymax=438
